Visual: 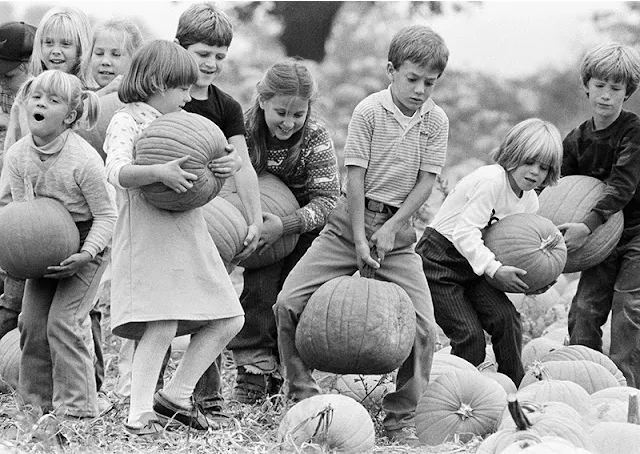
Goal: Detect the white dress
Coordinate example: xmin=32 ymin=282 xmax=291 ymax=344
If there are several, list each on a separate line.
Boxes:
xmin=104 ymin=102 xmax=242 ymax=340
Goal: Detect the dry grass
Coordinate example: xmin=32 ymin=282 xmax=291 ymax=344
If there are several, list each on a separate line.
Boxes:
xmin=0 ymin=269 xmax=482 ymax=454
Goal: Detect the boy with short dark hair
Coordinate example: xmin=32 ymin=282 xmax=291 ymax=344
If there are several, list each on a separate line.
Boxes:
xmin=175 ymin=2 xmax=262 ymax=415
xmin=273 ymin=25 xmax=449 ymax=446
xmin=560 ymin=42 xmax=640 ymax=388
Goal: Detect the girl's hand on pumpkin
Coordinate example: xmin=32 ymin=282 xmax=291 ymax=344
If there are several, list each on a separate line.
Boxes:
xmin=158 ymin=155 xmax=197 ymax=193
xmin=44 ymin=251 xmax=93 ymax=279
xmin=557 ymin=222 xmax=590 ymax=252
xmin=493 ymin=265 xmax=529 ymax=293
xmin=233 ymin=223 xmax=261 ymax=262
xmin=256 ymin=213 xmax=283 ymax=255
xmin=208 ymin=144 xmax=242 ymax=179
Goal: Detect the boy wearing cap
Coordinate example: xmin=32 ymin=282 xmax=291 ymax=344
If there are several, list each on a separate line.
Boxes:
xmin=0 ymin=21 xmax=36 ymax=126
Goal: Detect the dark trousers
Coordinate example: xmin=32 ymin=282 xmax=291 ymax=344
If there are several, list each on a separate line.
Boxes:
xmin=227 ymin=232 xmax=318 ymax=372
xmin=569 ymin=227 xmax=640 ymax=388
xmin=416 ymin=227 xmax=524 ymax=386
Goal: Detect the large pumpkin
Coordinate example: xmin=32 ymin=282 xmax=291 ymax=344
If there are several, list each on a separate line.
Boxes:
xmin=538 ymin=175 xmax=624 ymax=273
xmin=0 ymin=328 xmax=19 ymax=393
xmin=516 ymin=379 xmax=591 ymax=413
xmin=0 ymin=198 xmax=80 ymax=279
xmin=519 ymin=360 xmax=620 ymax=394
xmin=134 ymin=111 xmax=227 ymax=211
xmin=220 ymin=172 xmax=300 ymax=269
xmin=483 ymin=213 xmax=567 ymax=293
xmin=541 ymin=345 xmax=626 ymax=386
xmin=295 ymin=275 xmax=416 ymax=375
xmin=276 ymin=394 xmax=375 ymax=453
xmin=416 ymin=368 xmax=507 ymax=446
xmin=201 ymin=197 xmax=248 ymax=265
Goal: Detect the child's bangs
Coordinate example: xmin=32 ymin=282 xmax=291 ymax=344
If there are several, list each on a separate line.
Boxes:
xmin=164 ymin=53 xmax=198 ymax=88
xmin=592 ymin=59 xmax=629 ymax=85
xmin=30 ymin=72 xmax=74 ymax=104
xmin=42 ymin=18 xmax=78 ymax=45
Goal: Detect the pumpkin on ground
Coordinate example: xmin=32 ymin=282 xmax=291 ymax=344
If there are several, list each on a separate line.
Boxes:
xmin=483 ymin=213 xmax=567 ymax=294
xmin=201 ymin=197 xmax=249 ymax=265
xmin=541 ymin=345 xmax=626 ymax=386
xmin=589 ymin=421 xmax=640 ymax=454
xmin=501 ymin=436 xmax=593 ymax=454
xmin=516 ymin=379 xmax=590 ymax=414
xmin=430 ymin=350 xmax=478 ymax=383
xmin=276 ymin=394 xmax=374 ymax=453
xmin=0 ymin=328 xmax=19 ymax=393
xmin=133 ymin=111 xmax=227 ymax=211
xmin=507 ymin=289 xmax=564 ymax=339
xmin=521 ymin=337 xmax=563 ymax=371
xmin=415 ymin=368 xmax=507 ymax=446
xmin=479 ymin=363 xmax=518 ymax=395
xmin=519 ymin=360 xmax=620 ymax=394
xmin=0 ymin=198 xmax=80 ymax=279
xmin=219 ymin=172 xmax=300 ymax=269
xmin=476 ymin=395 xmax=597 ymax=453
xmin=537 ymin=175 xmax=624 ymax=273
xmin=295 ymin=275 xmax=416 ymax=375
xmin=498 ymin=400 xmax=588 ymax=432
xmin=331 ymin=374 xmax=395 ymax=408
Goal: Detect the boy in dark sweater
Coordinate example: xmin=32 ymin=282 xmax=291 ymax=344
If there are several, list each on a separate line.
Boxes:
xmin=560 ymin=42 xmax=640 ymax=388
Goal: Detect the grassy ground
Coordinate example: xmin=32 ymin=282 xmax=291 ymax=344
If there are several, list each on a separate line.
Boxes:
xmin=0 ymin=268 xmax=481 ymax=454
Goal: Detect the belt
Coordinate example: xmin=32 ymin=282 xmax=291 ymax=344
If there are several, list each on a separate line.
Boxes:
xmin=365 ymin=197 xmax=398 ymax=215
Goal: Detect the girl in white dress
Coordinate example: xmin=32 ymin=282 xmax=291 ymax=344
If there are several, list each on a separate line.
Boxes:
xmin=104 ymin=39 xmax=244 ymax=436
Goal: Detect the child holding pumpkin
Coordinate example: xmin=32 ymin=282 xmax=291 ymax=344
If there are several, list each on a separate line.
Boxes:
xmin=416 ymin=118 xmax=563 ymax=388
xmin=560 ymin=42 xmax=640 ymax=388
xmin=103 ymin=39 xmax=244 ymax=436
xmin=273 ymin=25 xmax=448 ymax=447
xmin=0 ymin=69 xmax=116 ymax=417
xmin=228 ymin=60 xmax=340 ymax=405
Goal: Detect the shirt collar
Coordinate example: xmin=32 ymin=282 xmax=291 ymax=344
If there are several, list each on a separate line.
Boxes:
xmin=380 ymin=85 xmax=435 ymax=117
xmin=29 ymin=128 xmax=71 ymax=155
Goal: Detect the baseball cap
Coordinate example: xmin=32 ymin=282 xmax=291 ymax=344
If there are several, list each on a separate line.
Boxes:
xmin=0 ymin=21 xmax=37 ymax=76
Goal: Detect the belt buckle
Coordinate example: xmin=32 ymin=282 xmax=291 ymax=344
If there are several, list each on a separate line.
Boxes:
xmin=367 ymin=199 xmax=385 ymax=213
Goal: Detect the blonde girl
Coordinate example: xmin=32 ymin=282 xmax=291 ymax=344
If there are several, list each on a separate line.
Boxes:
xmin=5 ymin=6 xmax=94 ymax=151
xmin=0 ymin=70 xmax=116 ymax=417
xmin=79 ymin=18 xmax=144 ymax=160
xmin=417 ymin=118 xmax=563 ymax=386
xmin=85 ymin=18 xmax=144 ymax=96
xmin=104 ymin=40 xmax=243 ymax=436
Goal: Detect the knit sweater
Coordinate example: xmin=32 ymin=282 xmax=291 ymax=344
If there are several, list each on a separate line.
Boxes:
xmin=562 ymin=110 xmax=640 ymax=232
xmin=250 ymin=120 xmax=340 ymax=235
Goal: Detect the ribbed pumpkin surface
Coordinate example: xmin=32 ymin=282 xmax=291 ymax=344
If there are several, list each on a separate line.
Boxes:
xmin=519 ymin=360 xmax=620 ymax=394
xmin=134 ymin=111 xmax=227 ymax=211
xmin=0 ymin=328 xmax=19 ymax=393
xmin=0 ymin=198 xmax=80 ymax=279
xmin=220 ymin=172 xmax=300 ymax=269
xmin=201 ymin=197 xmax=248 ymax=265
xmin=277 ymin=394 xmax=375 ymax=454
xmin=541 ymin=345 xmax=627 ymax=386
xmin=416 ymin=368 xmax=507 ymax=446
xmin=538 ymin=175 xmax=624 ymax=272
xmin=483 ymin=213 xmax=567 ymax=293
xmin=516 ymin=379 xmax=591 ymax=413
xmin=295 ymin=275 xmax=416 ymax=375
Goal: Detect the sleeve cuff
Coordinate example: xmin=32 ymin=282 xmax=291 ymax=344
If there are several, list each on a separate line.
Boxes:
xmin=485 ymin=260 xmax=502 ymax=278
xmin=583 ymin=211 xmax=603 ymax=233
xmin=281 ymin=214 xmax=301 ymax=236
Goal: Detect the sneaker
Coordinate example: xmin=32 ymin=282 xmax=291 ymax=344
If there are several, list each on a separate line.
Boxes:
xmin=385 ymin=427 xmax=421 ymax=447
xmin=124 ymin=420 xmax=164 ymax=438
xmin=153 ymin=391 xmax=209 ymax=431
xmin=199 ymin=396 xmax=224 ymax=414
xmin=232 ymin=366 xmax=283 ymax=405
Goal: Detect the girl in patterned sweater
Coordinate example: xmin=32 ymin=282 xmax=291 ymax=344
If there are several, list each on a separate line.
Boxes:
xmin=0 ymin=70 xmax=116 ymax=418
xmin=228 ymin=61 xmax=340 ymax=404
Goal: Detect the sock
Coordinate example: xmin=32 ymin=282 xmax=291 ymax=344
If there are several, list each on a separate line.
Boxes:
xmin=127 ymin=320 xmax=176 ymax=426
xmin=163 ymin=316 xmax=242 ymax=409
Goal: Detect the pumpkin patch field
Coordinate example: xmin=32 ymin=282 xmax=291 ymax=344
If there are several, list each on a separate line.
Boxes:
xmin=1 ymin=267 xmax=638 ymax=453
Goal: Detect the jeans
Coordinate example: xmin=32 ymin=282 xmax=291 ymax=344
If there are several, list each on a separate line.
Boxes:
xmin=274 ymin=198 xmax=436 ymax=430
xmin=569 ymin=227 xmax=640 ymax=387
xmin=18 ymin=250 xmax=108 ymax=417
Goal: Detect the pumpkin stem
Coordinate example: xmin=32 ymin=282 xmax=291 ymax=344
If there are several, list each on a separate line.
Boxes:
xmin=538 ymin=232 xmax=563 ymax=256
xmin=454 ymin=403 xmax=474 ymax=420
xmin=629 ymin=393 xmax=640 ymax=425
xmin=310 ymin=404 xmax=334 ymax=445
xmin=507 ymin=394 xmax=532 ymax=431
xmin=526 ymin=361 xmax=552 ymax=381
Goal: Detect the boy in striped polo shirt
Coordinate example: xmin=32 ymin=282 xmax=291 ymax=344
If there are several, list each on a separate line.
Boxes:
xmin=274 ymin=25 xmax=449 ymax=447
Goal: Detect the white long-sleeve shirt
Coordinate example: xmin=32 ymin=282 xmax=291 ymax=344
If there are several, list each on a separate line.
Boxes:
xmin=429 ymin=164 xmax=538 ymax=277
